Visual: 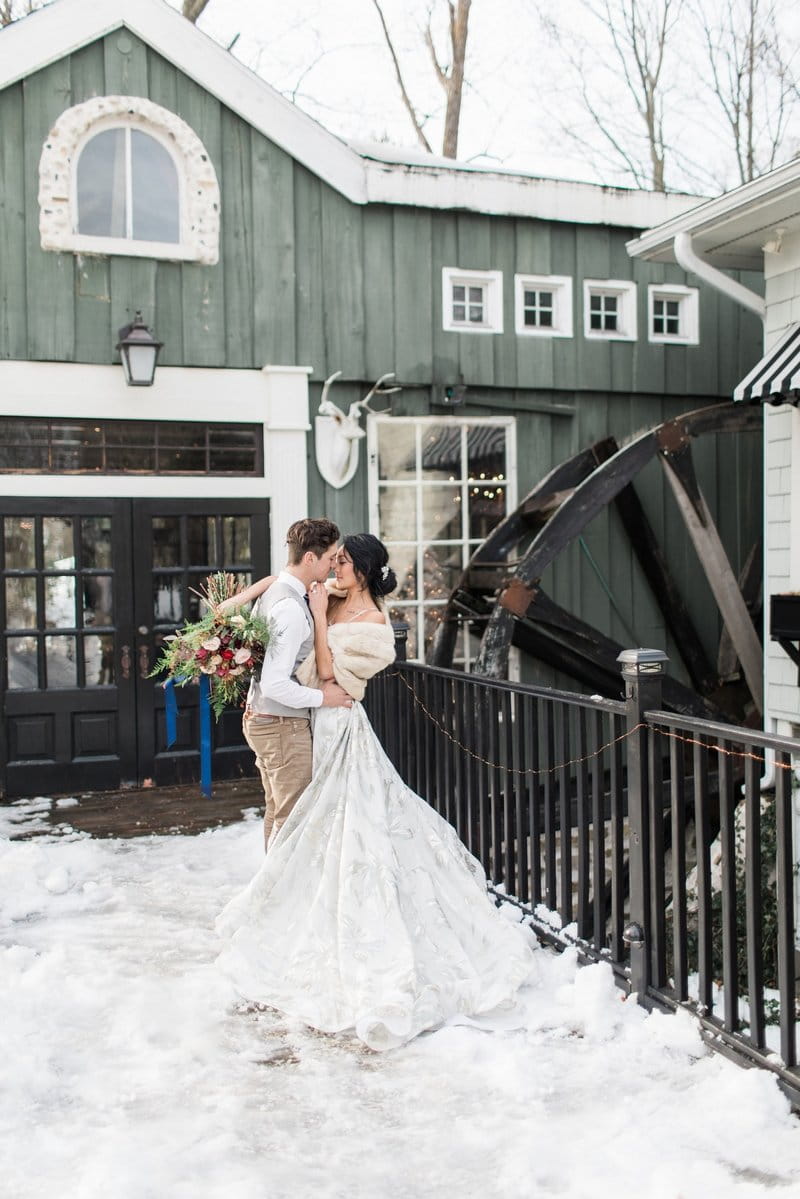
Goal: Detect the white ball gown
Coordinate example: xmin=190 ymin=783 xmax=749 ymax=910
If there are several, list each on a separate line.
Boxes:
xmin=216 ymin=630 xmax=536 ymax=1052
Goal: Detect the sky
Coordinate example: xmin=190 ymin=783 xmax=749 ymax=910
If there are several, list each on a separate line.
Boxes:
xmin=3 ymin=795 xmax=800 ymax=1199
xmin=164 ymin=0 xmax=800 ymax=196
xmin=185 ymin=0 xmax=553 ymax=171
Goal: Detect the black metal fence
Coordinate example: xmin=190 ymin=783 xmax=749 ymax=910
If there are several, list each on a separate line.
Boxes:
xmin=364 ymin=651 xmax=800 ymax=1105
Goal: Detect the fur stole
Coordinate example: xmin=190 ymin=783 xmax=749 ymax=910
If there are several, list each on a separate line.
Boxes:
xmin=296 ymin=611 xmax=396 ymax=701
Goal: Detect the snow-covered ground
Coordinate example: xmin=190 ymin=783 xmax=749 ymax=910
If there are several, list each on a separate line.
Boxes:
xmin=2 ymin=798 xmax=800 ymax=1199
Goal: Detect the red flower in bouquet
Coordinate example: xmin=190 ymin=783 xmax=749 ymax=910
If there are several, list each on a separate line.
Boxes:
xmin=149 ymin=573 xmax=277 ymax=720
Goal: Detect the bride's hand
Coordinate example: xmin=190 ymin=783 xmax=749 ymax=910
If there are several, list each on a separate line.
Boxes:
xmin=308 ymin=581 xmax=329 ymax=620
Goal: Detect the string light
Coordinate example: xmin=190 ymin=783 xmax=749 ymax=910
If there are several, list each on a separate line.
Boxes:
xmin=385 ymin=672 xmax=795 ymax=777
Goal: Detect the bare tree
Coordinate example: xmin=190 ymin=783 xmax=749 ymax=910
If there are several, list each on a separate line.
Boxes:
xmin=1 ymin=0 xmax=211 ymax=24
xmin=370 ymin=0 xmax=472 ymax=158
xmin=1 ymin=0 xmax=49 ymax=26
xmin=695 ymin=0 xmax=797 ymax=185
xmin=182 ymin=0 xmax=212 ymax=22
xmin=541 ymin=0 xmax=681 ymax=191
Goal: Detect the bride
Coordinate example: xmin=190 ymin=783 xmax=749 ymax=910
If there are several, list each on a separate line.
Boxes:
xmin=216 ymin=533 xmax=535 ymax=1051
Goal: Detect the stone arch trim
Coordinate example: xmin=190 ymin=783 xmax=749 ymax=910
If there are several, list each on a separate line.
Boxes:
xmin=38 ymin=95 xmax=220 ymax=264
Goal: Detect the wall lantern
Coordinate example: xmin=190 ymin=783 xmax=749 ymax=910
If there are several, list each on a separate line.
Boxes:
xmin=116 ymin=311 xmax=163 ymax=386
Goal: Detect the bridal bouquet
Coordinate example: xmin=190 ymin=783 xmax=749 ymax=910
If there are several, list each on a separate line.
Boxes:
xmin=150 ymin=572 xmax=275 ymax=720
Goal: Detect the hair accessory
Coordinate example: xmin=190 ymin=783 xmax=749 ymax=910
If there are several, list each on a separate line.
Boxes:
xmin=381 ymin=564 xmax=389 ymax=580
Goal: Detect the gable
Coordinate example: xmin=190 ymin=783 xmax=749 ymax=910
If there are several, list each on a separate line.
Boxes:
xmin=0 ymin=0 xmax=366 ymax=203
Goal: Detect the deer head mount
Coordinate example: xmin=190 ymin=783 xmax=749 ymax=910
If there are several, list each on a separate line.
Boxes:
xmin=314 ymin=371 xmax=401 ymax=489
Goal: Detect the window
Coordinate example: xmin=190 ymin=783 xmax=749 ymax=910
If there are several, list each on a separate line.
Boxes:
xmin=514 ymin=274 xmax=573 ymax=337
xmin=0 ymin=419 xmax=263 ymax=476
xmin=368 ymin=416 xmax=516 ymax=667
xmin=442 ymin=268 xmax=503 ymax=334
xmin=39 ymin=96 xmax=220 ymax=264
xmin=583 ymin=280 xmax=637 ymax=341
xmin=77 ymin=127 xmax=179 ymax=244
xmin=647 ymin=285 xmax=699 ymax=344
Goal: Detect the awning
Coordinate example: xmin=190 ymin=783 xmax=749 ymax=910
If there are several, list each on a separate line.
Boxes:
xmin=733 ymin=323 xmax=800 ymax=405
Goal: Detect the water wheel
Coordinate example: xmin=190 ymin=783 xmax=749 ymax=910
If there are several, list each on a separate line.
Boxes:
xmin=429 ymin=402 xmax=763 ymax=721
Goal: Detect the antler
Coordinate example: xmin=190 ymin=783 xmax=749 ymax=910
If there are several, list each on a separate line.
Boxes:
xmin=353 ymin=372 xmax=402 ymax=414
xmin=319 ymin=370 xmax=343 ymax=411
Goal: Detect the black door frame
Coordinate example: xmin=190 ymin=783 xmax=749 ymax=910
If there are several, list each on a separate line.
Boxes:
xmin=1 ymin=496 xmax=269 ymax=797
xmin=132 ymin=498 xmax=270 ymax=787
xmin=0 ymin=497 xmax=136 ymax=798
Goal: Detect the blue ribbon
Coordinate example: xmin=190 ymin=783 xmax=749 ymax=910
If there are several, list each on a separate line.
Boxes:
xmin=199 ymin=673 xmax=212 ymax=798
xmin=164 ymin=679 xmax=178 ymax=748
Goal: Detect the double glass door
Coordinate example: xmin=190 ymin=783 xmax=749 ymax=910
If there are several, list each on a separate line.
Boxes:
xmin=1 ymin=498 xmax=268 ymax=798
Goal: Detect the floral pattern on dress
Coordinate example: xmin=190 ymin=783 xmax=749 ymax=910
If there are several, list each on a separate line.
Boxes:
xmin=216 ymin=703 xmax=535 ymax=1051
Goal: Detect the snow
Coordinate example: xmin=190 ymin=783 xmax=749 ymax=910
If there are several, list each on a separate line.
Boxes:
xmin=2 ymin=798 xmax=800 ymax=1199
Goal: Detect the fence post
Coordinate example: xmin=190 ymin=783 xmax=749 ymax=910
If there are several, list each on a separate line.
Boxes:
xmin=617 ymin=648 xmax=668 ymax=1002
xmin=391 ymin=620 xmax=409 ymax=662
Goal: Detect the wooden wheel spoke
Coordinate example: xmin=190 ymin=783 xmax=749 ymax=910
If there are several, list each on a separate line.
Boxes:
xmin=431 ymin=401 xmax=763 ymax=720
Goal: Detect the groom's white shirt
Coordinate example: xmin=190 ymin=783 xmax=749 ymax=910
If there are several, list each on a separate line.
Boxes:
xmin=254 ymin=571 xmax=323 ymax=712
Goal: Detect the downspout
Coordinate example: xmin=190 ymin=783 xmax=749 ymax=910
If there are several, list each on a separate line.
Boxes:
xmin=673 ymin=232 xmax=773 ymax=783
xmin=673 ymin=231 xmax=765 ymax=321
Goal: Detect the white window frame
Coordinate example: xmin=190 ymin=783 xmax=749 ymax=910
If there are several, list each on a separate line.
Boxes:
xmin=367 ymin=414 xmax=517 ymax=668
xmin=514 ymin=273 xmax=573 ymax=338
xmin=442 ymin=268 xmax=504 ymax=334
xmin=39 ymin=96 xmax=220 ymax=265
xmin=71 ymin=120 xmax=185 ymax=256
xmin=647 ymin=284 xmax=699 ymax=345
xmin=583 ymin=279 xmax=638 ymax=341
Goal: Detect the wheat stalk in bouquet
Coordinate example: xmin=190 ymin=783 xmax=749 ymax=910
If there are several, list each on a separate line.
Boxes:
xmin=149 ymin=572 xmax=276 ymax=720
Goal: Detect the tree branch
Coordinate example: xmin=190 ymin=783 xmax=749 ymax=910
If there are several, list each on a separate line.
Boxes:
xmin=182 ymin=0 xmax=212 ymax=23
xmin=371 ymin=0 xmax=433 ymax=153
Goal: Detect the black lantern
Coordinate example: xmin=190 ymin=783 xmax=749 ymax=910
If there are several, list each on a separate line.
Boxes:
xmin=116 ymin=311 xmax=163 ymax=386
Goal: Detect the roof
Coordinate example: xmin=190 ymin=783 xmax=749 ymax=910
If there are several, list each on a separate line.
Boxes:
xmin=627 ymin=157 xmax=800 ymax=271
xmin=1 ymin=0 xmax=702 ymax=229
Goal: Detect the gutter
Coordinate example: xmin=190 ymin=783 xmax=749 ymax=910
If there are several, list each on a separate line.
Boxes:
xmin=673 ymin=231 xmax=765 ymax=321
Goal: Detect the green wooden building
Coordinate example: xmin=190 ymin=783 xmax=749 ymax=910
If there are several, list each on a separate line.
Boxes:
xmin=0 ymin=0 xmax=764 ymax=796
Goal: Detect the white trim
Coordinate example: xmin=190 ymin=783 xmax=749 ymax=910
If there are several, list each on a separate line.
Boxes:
xmin=367 ymin=413 xmax=516 ymax=666
xmin=626 ymin=157 xmax=800 ymax=269
xmin=442 ymin=268 xmax=503 ymax=335
xmin=0 ymin=360 xmax=312 ymax=571
xmin=514 ymin=274 xmax=573 ymax=338
xmin=583 ymin=279 xmax=638 ymax=341
xmin=1 ymin=0 xmax=705 ymax=226
xmin=360 ymin=151 xmax=700 ymax=227
xmin=647 ymin=284 xmax=699 ymax=345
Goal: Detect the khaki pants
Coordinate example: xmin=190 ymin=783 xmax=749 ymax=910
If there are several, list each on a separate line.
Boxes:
xmin=242 ymin=714 xmax=313 ymax=849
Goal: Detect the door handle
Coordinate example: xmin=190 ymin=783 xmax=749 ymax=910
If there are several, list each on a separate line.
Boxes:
xmin=120 ymin=645 xmax=132 ymax=680
xmin=139 ymin=644 xmax=150 ymax=679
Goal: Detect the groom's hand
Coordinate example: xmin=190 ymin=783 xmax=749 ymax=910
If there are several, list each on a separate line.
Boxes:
xmin=320 ymin=681 xmax=353 ymax=708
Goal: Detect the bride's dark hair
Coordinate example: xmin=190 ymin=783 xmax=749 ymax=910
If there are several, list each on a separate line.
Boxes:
xmin=342 ymin=533 xmax=396 ymax=601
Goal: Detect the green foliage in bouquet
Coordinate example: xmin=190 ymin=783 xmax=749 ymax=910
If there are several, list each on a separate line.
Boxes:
xmin=149 ymin=572 xmax=275 ymax=720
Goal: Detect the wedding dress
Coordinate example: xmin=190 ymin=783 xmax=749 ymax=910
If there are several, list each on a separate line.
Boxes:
xmin=216 ymin=625 xmax=536 ymax=1052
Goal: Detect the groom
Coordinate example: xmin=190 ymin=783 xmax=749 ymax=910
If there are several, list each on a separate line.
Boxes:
xmin=243 ymin=517 xmax=352 ymax=849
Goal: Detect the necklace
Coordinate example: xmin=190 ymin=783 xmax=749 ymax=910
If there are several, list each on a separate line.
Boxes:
xmin=331 ymin=597 xmax=374 ymax=625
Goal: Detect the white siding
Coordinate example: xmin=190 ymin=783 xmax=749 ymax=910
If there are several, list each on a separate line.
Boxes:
xmin=763 ymin=233 xmax=800 ymax=729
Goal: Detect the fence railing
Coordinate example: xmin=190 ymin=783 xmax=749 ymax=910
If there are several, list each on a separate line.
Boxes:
xmin=364 ymin=649 xmax=800 ymax=1105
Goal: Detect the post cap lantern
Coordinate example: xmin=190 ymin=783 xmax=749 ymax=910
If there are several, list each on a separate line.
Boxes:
xmin=116 ymin=311 xmax=163 ymax=386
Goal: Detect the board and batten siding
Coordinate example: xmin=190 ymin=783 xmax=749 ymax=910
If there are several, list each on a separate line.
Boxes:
xmin=0 ymin=31 xmax=764 ymax=394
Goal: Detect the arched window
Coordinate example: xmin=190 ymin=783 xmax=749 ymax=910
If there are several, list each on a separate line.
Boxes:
xmin=77 ymin=126 xmax=180 ymax=244
xmin=40 ymin=96 xmax=219 ymax=264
